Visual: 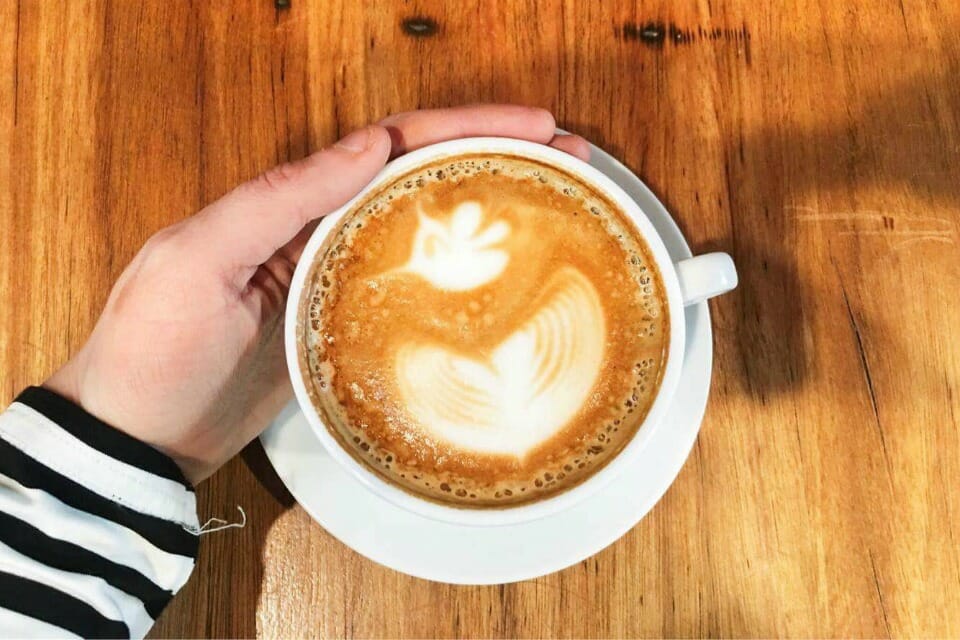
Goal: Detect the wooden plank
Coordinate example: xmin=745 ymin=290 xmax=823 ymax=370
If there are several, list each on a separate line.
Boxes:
xmin=1 ymin=0 xmax=957 ymax=636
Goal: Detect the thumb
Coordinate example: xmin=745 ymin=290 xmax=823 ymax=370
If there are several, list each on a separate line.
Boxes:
xmin=185 ymin=125 xmax=392 ymax=285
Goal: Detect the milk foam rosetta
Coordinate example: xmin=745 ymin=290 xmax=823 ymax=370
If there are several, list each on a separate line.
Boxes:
xmin=396 ymin=265 xmax=605 ymax=458
xmin=300 ymin=154 xmax=669 ymax=507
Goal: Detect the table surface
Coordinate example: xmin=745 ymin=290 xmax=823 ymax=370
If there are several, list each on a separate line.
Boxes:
xmin=2 ymin=1 xmax=959 ymax=637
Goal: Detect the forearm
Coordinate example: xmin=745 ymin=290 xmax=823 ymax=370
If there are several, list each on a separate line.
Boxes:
xmin=0 ymin=387 xmax=198 ymax=639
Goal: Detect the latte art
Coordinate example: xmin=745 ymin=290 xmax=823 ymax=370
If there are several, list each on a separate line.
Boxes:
xmin=396 ymin=266 xmax=605 ymax=458
xmin=399 ymin=201 xmax=512 ymax=291
xmin=299 ymin=153 xmax=669 ymax=507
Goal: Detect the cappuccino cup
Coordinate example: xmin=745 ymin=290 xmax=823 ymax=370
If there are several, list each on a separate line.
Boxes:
xmin=285 ymin=137 xmax=737 ymax=527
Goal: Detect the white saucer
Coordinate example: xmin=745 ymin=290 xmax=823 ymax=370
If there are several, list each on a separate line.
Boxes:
xmin=260 ymin=143 xmax=713 ymax=585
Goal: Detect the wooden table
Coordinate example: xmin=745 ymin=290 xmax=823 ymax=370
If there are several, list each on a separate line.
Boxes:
xmin=2 ymin=1 xmax=959 ymax=637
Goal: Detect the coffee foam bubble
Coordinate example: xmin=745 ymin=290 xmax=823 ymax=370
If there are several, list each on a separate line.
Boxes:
xmin=300 ymin=153 xmax=669 ymax=507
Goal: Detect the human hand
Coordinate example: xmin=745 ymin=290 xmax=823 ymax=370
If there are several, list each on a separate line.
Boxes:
xmin=45 ymin=105 xmax=591 ymax=484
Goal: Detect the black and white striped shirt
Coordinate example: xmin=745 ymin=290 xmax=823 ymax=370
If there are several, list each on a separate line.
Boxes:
xmin=0 ymin=387 xmax=199 ymax=638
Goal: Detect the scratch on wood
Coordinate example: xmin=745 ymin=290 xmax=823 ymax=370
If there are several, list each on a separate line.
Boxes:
xmin=838 ymin=229 xmax=953 ymax=236
xmin=301 ymin=55 xmax=310 ymax=147
xmin=793 ymin=404 xmax=803 ymax=464
xmin=833 ymin=257 xmax=893 ymax=481
xmin=742 ymin=20 xmax=752 ymax=64
xmin=280 ymin=50 xmax=292 ymax=164
xmin=13 ymin=0 xmax=21 ymax=125
xmin=501 ymin=581 xmax=516 ymax=635
xmin=897 ymin=0 xmax=909 ymax=35
xmin=332 ymin=77 xmax=341 ymax=140
xmin=788 ymin=205 xmax=952 ymax=226
xmin=869 ymin=550 xmax=892 ymax=637
xmin=695 ymin=439 xmax=707 ymax=492
xmin=822 ymin=21 xmax=833 ymax=63
xmin=789 ymin=206 xmax=956 ymax=247
xmin=269 ymin=43 xmax=281 ymax=166
xmin=844 ymin=288 xmax=881 ymax=431
xmin=939 ymin=377 xmax=960 ymax=586
xmin=937 ymin=404 xmax=960 ymax=590
xmin=196 ymin=35 xmax=205 ymax=204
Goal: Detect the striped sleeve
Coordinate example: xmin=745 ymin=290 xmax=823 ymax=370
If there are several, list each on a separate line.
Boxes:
xmin=0 ymin=387 xmax=199 ymax=639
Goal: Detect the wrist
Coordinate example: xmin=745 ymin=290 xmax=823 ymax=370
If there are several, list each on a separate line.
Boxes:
xmin=44 ymin=359 xmax=83 ymax=408
xmin=43 ymin=358 xmax=199 ymax=486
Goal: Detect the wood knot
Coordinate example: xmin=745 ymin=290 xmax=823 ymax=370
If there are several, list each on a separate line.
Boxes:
xmin=620 ymin=22 xmax=667 ymax=47
xmin=402 ymin=16 xmax=439 ymax=38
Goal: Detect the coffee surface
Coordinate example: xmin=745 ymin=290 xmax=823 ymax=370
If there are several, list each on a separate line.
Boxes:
xmin=299 ymin=153 xmax=669 ymax=507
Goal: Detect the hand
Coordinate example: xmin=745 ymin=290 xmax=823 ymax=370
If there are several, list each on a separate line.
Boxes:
xmin=45 ymin=105 xmax=591 ymax=484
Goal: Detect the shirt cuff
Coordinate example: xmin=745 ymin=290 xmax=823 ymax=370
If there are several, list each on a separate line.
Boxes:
xmin=0 ymin=386 xmax=200 ymax=638
xmin=2 ymin=387 xmax=199 ymax=535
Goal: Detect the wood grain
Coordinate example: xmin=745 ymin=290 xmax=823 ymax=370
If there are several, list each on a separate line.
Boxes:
xmin=3 ymin=0 xmax=959 ymax=637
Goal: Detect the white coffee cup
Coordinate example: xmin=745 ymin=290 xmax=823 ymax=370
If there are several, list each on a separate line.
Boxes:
xmin=285 ymin=137 xmax=737 ymax=527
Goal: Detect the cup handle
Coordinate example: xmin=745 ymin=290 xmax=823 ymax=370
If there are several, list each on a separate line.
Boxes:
xmin=674 ymin=252 xmax=738 ymax=306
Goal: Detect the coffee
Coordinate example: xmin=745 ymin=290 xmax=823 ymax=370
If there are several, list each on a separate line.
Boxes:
xmin=298 ymin=153 xmax=669 ymax=508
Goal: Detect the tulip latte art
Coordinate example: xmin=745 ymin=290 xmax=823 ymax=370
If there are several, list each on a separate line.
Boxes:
xmin=298 ymin=154 xmax=668 ymax=507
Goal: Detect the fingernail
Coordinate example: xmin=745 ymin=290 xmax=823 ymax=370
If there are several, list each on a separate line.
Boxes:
xmin=335 ymin=127 xmax=373 ymax=153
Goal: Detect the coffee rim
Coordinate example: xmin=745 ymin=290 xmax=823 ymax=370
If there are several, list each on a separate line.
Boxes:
xmin=286 ymin=137 xmax=687 ymax=528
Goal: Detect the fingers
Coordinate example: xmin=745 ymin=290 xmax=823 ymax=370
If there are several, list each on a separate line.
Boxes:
xmin=380 ymin=104 xmax=558 ymax=158
xmin=275 ymin=113 xmax=589 ymax=267
xmin=184 ymin=125 xmax=392 ymax=288
xmin=547 ymin=133 xmax=592 ymax=162
xmin=380 ymin=105 xmax=590 ymax=163
xmin=176 ymin=106 xmax=590 ymax=294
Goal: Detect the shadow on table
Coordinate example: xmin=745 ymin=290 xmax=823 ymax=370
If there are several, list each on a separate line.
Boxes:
xmin=732 ymin=61 xmax=956 ymax=399
xmin=150 ymin=441 xmax=293 ymax=639
xmin=240 ymin=438 xmax=297 ymax=509
xmin=576 ymin=60 xmax=958 ymax=404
